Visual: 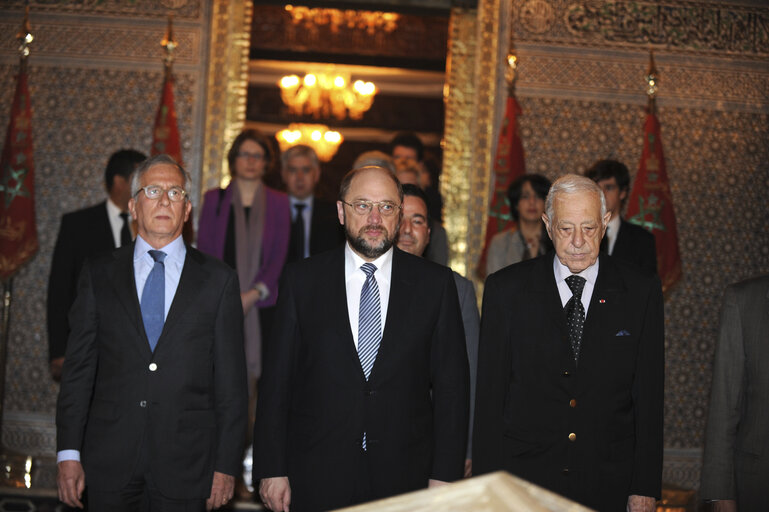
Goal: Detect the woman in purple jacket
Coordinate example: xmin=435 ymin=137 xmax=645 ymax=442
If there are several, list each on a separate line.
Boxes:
xmin=197 ymin=129 xmax=290 ymax=388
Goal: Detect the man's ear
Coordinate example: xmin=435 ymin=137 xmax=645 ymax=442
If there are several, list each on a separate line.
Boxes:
xmin=336 ymin=201 xmax=345 ymax=225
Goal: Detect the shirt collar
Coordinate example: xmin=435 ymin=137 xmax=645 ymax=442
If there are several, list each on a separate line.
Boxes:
xmin=607 ymin=214 xmax=621 ymax=235
xmin=106 ymin=197 xmax=126 ymax=218
xmin=344 ymin=242 xmax=393 ymax=283
xmin=134 ymin=234 xmax=186 ymax=264
xmin=289 ymin=195 xmax=314 ymax=210
xmin=553 ymin=253 xmax=600 ymax=286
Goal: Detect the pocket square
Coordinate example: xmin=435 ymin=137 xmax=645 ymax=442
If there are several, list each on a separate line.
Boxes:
xmin=615 ymin=330 xmax=631 ymax=337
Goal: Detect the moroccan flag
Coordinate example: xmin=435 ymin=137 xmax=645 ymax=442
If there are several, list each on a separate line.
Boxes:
xmin=476 ymin=93 xmax=526 ymax=278
xmin=0 ymin=65 xmax=37 ymax=282
xmin=151 ymin=68 xmax=183 ymax=166
xmin=151 ymin=67 xmax=194 ymax=242
xmin=626 ymin=109 xmax=682 ymax=293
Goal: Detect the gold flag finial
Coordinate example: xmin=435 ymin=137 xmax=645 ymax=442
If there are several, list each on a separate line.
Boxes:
xmin=16 ymin=6 xmax=34 ymax=61
xmin=645 ymin=48 xmax=659 ymax=109
xmin=505 ymin=47 xmax=518 ymax=95
xmin=161 ymin=14 xmax=177 ymax=69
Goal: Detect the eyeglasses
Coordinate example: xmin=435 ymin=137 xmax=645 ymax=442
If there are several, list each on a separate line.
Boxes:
xmin=342 ymin=200 xmax=401 ymax=217
xmin=136 ymin=185 xmax=187 ymax=202
xmin=237 ymin=151 xmax=265 ymax=161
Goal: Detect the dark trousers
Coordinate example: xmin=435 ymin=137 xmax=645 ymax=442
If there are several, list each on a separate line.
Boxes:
xmin=87 ymin=435 xmax=206 ymax=512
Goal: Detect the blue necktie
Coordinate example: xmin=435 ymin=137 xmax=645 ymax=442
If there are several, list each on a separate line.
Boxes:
xmin=358 ymin=263 xmax=381 ymax=450
xmin=141 ymin=250 xmax=166 ymax=352
xmin=358 ymin=263 xmax=381 ymax=380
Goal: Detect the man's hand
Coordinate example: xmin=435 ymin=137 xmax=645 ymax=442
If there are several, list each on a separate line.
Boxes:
xmin=428 ymin=479 xmax=448 ymax=488
xmin=711 ymin=500 xmax=737 ymax=512
xmin=206 ymin=471 xmax=235 ymax=511
xmin=627 ymin=494 xmax=656 ymax=512
xmin=57 ymin=460 xmax=85 ymax=509
xmin=50 ymin=357 xmax=65 ymax=382
xmin=260 ymin=476 xmax=291 ymax=512
xmin=464 ymin=459 xmax=472 ymax=478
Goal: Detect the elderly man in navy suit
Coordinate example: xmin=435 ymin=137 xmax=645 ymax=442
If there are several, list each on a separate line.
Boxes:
xmin=474 ymin=174 xmax=664 ymax=511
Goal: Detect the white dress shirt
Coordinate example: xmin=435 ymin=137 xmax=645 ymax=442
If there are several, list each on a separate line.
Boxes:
xmin=289 ymin=195 xmax=314 ymax=259
xmin=553 ymin=255 xmax=600 ymax=317
xmin=344 ymin=243 xmax=393 ymax=349
xmin=57 ymin=234 xmax=187 ymax=463
xmin=105 ymin=198 xmax=131 ymax=248
xmin=605 ymin=214 xmax=621 ymax=256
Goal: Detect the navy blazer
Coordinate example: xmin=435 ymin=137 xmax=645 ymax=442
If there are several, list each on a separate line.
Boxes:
xmin=56 ymin=243 xmax=248 ymax=499
xmin=474 ymin=252 xmax=664 ymax=511
xmin=254 ymin=246 xmax=469 ymax=511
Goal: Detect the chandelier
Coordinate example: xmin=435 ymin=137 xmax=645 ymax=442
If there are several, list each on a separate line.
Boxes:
xmin=277 ymin=123 xmax=343 ymax=162
xmin=284 ymin=5 xmax=399 ymax=35
xmin=279 ymin=72 xmax=377 ymax=120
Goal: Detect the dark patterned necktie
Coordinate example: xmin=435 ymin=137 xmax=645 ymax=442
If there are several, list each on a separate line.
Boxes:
xmin=565 ymin=275 xmax=586 ymax=364
xmin=141 ymin=250 xmax=166 ymax=352
xmin=290 ymin=203 xmax=306 ymax=261
xmin=120 ymin=212 xmax=132 ymax=247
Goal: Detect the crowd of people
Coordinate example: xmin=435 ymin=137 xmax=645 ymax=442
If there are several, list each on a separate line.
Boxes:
xmin=49 ymin=131 xmax=766 ymax=512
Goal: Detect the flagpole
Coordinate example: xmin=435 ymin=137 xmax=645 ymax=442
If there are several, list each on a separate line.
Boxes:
xmin=0 ymin=5 xmax=36 ymax=487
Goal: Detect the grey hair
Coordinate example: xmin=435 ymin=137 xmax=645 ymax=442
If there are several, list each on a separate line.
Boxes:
xmin=544 ymin=173 xmax=607 ymax=223
xmin=280 ymin=144 xmax=319 ymax=170
xmin=352 ymin=150 xmax=396 ymax=175
xmin=130 ymin=154 xmax=192 ymax=199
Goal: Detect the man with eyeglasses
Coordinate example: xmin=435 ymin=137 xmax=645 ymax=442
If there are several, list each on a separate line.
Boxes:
xmin=254 ymin=165 xmax=469 ymax=511
xmin=56 ymin=155 xmax=248 ymax=511
xmin=47 ymin=149 xmax=146 ymax=381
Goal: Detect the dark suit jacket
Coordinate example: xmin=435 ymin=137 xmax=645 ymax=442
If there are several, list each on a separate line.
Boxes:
xmin=610 ymin=219 xmax=658 ymax=276
xmin=474 ymin=253 xmax=664 ymax=511
xmin=701 ymin=275 xmax=769 ymax=510
xmin=56 ymin=243 xmax=248 ymax=499
xmin=47 ymin=202 xmax=116 ymax=361
xmin=286 ymin=197 xmax=343 ymax=263
xmin=253 ymin=247 xmax=469 ymax=511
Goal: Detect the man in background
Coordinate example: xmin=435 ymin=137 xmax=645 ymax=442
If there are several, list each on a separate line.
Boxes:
xmin=280 ymin=144 xmax=342 ymax=263
xmin=397 ymin=183 xmax=478 ymax=478
xmin=585 ymin=159 xmax=657 ymax=275
xmin=701 ymin=274 xmax=769 ymax=511
xmin=47 ymin=149 xmax=146 ymax=381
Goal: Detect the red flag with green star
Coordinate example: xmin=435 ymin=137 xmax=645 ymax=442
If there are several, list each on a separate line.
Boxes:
xmin=0 ymin=65 xmax=38 ymax=282
xmin=626 ymin=109 xmax=681 ymax=293
xmin=476 ymin=94 xmax=526 ymax=278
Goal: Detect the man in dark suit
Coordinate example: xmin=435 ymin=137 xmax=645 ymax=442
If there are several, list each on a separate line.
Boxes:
xmin=280 ymin=144 xmax=343 ymax=263
xmin=474 ymin=174 xmax=664 ymax=511
xmin=586 ymin=159 xmax=657 ymax=275
xmin=396 ymin=183 xmax=479 ymax=478
xmin=701 ymin=274 xmax=769 ymax=511
xmin=254 ymin=165 xmax=469 ymax=512
xmin=56 ymin=155 xmax=247 ymax=510
xmin=47 ymin=149 xmax=146 ymax=381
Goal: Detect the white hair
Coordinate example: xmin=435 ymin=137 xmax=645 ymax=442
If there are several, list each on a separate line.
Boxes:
xmin=130 ymin=154 xmax=191 ymax=199
xmin=544 ymin=173 xmax=607 ymax=222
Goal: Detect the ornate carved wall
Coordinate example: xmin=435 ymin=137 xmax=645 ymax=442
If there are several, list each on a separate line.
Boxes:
xmin=0 ymin=0 xmax=215 ymax=458
xmin=443 ymin=0 xmax=769 ymax=491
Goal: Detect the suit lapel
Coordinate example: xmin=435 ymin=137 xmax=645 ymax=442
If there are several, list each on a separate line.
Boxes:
xmin=370 ymin=249 xmax=413 ymax=382
xmin=110 ymin=244 xmax=152 ymax=359
xmin=329 ymin=248 xmax=362 ymax=376
xmin=157 ymin=248 xmax=209 ymax=351
xmin=577 ymin=254 xmax=626 ymax=387
xmin=532 ymin=254 xmax=569 ymax=352
xmin=96 ymin=201 xmax=117 ymax=250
